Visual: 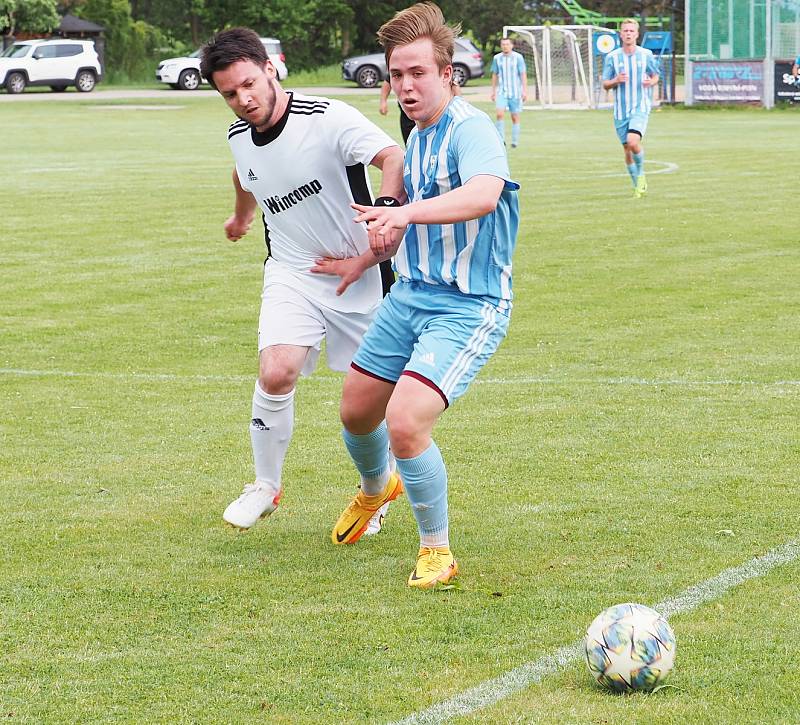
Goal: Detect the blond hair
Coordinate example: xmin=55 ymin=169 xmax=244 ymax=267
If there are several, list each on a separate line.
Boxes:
xmin=377 ymin=2 xmax=461 ymax=70
xmin=620 ymin=18 xmax=640 ymax=29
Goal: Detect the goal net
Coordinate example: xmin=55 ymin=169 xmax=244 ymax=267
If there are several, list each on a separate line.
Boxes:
xmin=504 ymin=25 xmax=611 ymax=108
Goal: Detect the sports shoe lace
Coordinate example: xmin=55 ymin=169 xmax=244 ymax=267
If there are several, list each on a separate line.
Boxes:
xmin=239 ymin=481 xmax=270 ymax=499
xmin=419 ymin=547 xmax=442 ymax=571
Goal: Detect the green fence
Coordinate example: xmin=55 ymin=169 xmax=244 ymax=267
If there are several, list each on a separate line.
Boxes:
xmin=772 ymin=0 xmax=800 ymax=58
xmin=687 ymin=0 xmax=800 ymax=60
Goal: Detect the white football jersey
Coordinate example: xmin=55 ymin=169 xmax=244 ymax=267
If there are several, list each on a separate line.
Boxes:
xmin=228 ymin=93 xmax=397 ymax=312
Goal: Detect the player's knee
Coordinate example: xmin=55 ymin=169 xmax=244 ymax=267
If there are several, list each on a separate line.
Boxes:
xmin=258 ymin=367 xmax=297 ymax=395
xmin=340 ymin=393 xmax=377 ymax=435
xmin=339 ymin=397 xmax=361 ymax=432
xmin=385 ymin=406 xmax=423 ymax=458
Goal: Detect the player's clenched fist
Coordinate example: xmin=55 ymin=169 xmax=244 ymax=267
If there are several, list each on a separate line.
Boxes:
xmin=224 ymin=213 xmax=253 ymax=242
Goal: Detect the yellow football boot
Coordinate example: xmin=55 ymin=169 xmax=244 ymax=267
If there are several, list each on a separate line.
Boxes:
xmin=407 ymin=546 xmax=459 ymax=589
xmin=331 ymin=473 xmax=403 ymax=544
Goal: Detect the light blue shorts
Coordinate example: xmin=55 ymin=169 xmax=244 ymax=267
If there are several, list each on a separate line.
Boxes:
xmin=351 ymin=279 xmax=510 ymax=407
xmin=615 ymin=112 xmax=649 ymax=144
xmin=496 ymin=93 xmax=523 ymax=114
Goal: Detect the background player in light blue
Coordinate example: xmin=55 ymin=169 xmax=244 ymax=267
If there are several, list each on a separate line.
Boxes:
xmin=602 ymin=19 xmax=660 ymax=197
xmin=491 ymin=37 xmax=528 ymax=148
xmin=793 ymin=54 xmax=800 ymax=82
xmin=329 ymin=2 xmax=520 ymax=589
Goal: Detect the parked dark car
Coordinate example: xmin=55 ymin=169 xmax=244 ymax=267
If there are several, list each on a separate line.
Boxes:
xmin=342 ymin=37 xmax=484 ymax=88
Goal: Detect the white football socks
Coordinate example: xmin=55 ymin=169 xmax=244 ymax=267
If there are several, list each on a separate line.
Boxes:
xmin=250 ymin=382 xmax=294 ymax=492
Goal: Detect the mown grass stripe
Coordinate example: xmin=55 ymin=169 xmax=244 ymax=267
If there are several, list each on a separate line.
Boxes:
xmin=2 ymin=368 xmax=798 ymax=388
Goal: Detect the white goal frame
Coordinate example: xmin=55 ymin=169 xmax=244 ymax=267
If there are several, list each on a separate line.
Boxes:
xmin=503 ymin=25 xmax=612 ymax=108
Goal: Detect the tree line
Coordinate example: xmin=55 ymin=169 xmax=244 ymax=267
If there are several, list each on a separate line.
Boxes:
xmin=2 ymin=0 xmax=681 ymax=82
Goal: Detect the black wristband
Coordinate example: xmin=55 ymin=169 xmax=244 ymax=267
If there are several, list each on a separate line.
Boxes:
xmin=373 ymin=196 xmax=402 ymax=207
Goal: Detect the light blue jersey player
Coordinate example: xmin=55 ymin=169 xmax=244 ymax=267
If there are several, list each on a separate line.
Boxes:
xmin=330 ymin=2 xmax=520 ymax=590
xmin=602 ymin=18 xmax=660 ymax=197
xmin=793 ymin=55 xmax=800 ymax=84
xmin=491 ymin=37 xmax=528 ymax=147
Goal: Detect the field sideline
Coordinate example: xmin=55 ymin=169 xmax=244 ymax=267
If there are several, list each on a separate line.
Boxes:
xmin=2 ymin=96 xmax=799 ymax=723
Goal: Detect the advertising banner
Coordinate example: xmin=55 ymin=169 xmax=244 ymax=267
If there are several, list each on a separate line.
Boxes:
xmin=774 ymin=61 xmax=800 ymax=103
xmin=692 ymin=61 xmax=763 ymax=102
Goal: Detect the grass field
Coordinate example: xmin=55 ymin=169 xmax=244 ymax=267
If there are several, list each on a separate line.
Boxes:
xmin=2 ymin=95 xmax=799 ymax=723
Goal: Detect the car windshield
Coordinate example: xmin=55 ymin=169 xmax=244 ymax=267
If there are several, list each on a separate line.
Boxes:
xmin=189 ymin=48 xmax=201 ymax=58
xmin=1 ymin=44 xmax=32 ymax=58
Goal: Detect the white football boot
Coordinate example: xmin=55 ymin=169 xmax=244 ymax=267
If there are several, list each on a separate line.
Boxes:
xmin=223 ymin=481 xmax=282 ymax=530
xmin=362 ymin=451 xmax=396 ymax=537
xmin=363 ymin=501 xmax=391 ymax=536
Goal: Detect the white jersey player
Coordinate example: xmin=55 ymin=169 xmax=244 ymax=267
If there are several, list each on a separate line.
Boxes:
xmin=200 ymin=27 xmax=405 ymax=532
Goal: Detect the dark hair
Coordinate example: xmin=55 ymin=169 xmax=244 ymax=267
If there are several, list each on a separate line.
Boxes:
xmin=200 ymin=28 xmax=268 ymax=89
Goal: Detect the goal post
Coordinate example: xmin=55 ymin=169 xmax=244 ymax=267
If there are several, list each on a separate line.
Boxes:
xmin=504 ymin=24 xmax=613 ymax=108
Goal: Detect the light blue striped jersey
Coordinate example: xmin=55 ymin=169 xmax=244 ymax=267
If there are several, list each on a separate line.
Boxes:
xmin=397 ymin=96 xmax=520 ymax=308
xmin=602 ymin=46 xmax=660 ymax=120
xmin=491 ymin=51 xmax=527 ymax=99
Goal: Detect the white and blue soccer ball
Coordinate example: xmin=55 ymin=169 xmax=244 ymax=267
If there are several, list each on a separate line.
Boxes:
xmin=584 ymin=602 xmax=676 ymax=692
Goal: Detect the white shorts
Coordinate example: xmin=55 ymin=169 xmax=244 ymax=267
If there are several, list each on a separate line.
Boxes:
xmin=258 ymin=278 xmax=377 ymax=376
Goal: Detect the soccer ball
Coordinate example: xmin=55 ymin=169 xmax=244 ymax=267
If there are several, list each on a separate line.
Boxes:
xmin=584 ymin=602 xmax=676 ymax=692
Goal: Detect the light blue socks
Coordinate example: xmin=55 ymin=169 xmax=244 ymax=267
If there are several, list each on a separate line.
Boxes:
xmin=633 ymin=150 xmax=644 ymax=177
xmin=342 ymin=422 xmax=391 ymax=495
xmin=395 ymin=441 xmax=449 ymax=548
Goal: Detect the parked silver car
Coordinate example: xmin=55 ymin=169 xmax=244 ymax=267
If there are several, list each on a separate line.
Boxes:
xmin=342 ymin=37 xmax=484 ymax=88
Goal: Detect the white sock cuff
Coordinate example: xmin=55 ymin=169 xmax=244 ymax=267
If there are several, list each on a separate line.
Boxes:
xmin=420 ymin=531 xmax=450 ymax=548
xmin=254 ymin=382 xmax=295 ymax=410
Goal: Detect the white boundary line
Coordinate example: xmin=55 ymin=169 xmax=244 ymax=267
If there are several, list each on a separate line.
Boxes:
xmin=2 ymin=368 xmax=799 ymax=388
xmin=391 ymin=539 xmax=800 ymax=725
xmin=599 ymin=160 xmax=679 ymax=178
xmin=0 ymin=368 xmax=253 ymax=383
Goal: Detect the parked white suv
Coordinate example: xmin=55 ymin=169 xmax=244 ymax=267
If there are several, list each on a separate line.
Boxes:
xmin=156 ymin=38 xmax=287 ymax=90
xmin=0 ymin=38 xmax=101 ymax=93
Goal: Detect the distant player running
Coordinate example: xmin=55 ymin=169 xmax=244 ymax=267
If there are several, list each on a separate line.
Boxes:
xmin=602 ymin=19 xmax=660 ymax=197
xmin=491 ymin=37 xmax=528 ymax=148
xmin=199 ymin=28 xmax=404 ymax=533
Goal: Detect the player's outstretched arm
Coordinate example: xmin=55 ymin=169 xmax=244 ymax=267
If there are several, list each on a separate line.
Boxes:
xmin=224 ymin=168 xmax=257 ymax=242
xmin=310 ymin=249 xmax=392 ymax=296
xmin=352 ymin=174 xmax=505 ymax=256
xmin=355 ymin=174 xmax=503 ymax=227
xmin=370 ymin=145 xmax=406 ymax=203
